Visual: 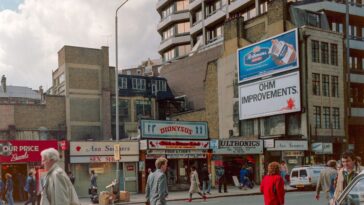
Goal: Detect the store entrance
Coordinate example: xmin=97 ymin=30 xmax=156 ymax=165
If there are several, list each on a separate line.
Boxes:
xmin=1 ymin=163 xmax=28 ymax=201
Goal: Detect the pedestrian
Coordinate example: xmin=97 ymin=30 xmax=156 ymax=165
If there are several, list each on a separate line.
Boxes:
xmin=217 ymin=166 xmax=227 ymax=193
xmin=186 ymin=166 xmax=206 ymax=202
xmin=5 ymin=173 xmax=14 ymax=205
xmin=24 ymin=171 xmax=36 ymax=205
xmin=260 ymin=162 xmax=285 ymax=205
xmin=40 ymin=148 xmax=80 ymax=205
xmin=201 ymin=163 xmax=211 ymax=195
xmin=16 ymin=171 xmax=26 ymax=201
xmin=315 ymin=160 xmax=337 ymax=204
xmin=67 ymin=172 xmax=75 ymax=185
xmin=90 ymin=170 xmax=97 ymax=188
xmin=333 ymin=151 xmax=362 ymax=202
xmin=145 ymin=157 xmax=168 ymax=205
xmin=0 ymin=177 xmax=4 ymax=205
xmin=239 ymin=164 xmax=251 ymax=190
xmin=279 ymin=161 xmax=289 ymax=184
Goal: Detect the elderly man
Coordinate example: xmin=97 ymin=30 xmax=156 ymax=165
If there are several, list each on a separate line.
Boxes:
xmin=146 ymin=157 xmax=168 ymax=205
xmin=40 ymin=148 xmax=80 ymax=205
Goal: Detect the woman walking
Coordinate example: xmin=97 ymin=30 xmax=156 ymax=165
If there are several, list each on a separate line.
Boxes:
xmin=260 ymin=162 xmax=285 ymax=205
xmin=187 ymin=166 xmax=206 ymax=202
xmin=5 ymin=173 xmax=14 ymax=205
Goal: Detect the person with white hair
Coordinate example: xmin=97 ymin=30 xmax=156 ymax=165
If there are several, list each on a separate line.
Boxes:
xmin=40 ymin=148 xmax=80 ymax=205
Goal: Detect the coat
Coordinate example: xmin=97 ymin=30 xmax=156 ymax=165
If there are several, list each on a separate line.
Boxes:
xmin=260 ymin=175 xmax=285 ymax=205
xmin=316 ymin=167 xmax=337 ymax=200
xmin=40 ymin=164 xmax=80 ymax=205
xmin=189 ymin=170 xmax=201 ymax=193
xmin=201 ymin=167 xmax=209 ymax=181
xmin=146 ymin=169 xmax=168 ymax=205
xmin=333 ymin=166 xmax=362 ymax=201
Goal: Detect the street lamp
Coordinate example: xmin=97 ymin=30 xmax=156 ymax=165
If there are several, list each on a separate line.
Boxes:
xmin=115 ymin=0 xmax=129 ymax=188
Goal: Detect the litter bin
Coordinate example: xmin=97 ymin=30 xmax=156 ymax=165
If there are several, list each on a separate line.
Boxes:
xmin=119 ymin=191 xmax=130 ymax=202
xmin=99 ymin=191 xmax=111 ymax=205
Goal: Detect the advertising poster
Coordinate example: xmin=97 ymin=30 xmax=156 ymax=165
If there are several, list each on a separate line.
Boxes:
xmin=237 ymin=29 xmax=299 ymax=83
xmin=239 ymin=71 xmax=301 ymax=120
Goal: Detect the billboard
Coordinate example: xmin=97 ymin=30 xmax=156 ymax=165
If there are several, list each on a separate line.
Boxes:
xmin=0 ymin=140 xmax=58 ymax=163
xmin=141 ymin=120 xmax=208 ymax=139
xmin=239 ymin=71 xmax=301 ymax=120
xmin=148 ymin=140 xmax=210 ymax=149
xmin=237 ymin=29 xmax=299 ymax=83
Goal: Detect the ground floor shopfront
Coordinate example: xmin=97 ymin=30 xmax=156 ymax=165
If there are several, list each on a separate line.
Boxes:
xmin=69 ymin=141 xmax=139 ymax=197
xmin=139 ymin=140 xmax=210 ymax=192
xmin=0 ymin=140 xmax=59 ymax=201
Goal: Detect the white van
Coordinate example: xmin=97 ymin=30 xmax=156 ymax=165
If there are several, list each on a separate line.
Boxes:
xmin=289 ymin=165 xmax=325 ymax=190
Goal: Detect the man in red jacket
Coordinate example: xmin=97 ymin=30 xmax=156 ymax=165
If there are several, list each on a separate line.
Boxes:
xmin=260 ymin=162 xmax=285 ymax=205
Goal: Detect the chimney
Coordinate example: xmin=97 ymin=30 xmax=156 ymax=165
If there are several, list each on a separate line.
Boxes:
xmin=39 ymin=85 xmax=44 ymax=102
xmin=1 ymin=75 xmax=6 ymax=93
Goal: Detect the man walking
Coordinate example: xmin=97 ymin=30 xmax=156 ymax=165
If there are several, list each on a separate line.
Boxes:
xmin=333 ymin=151 xmax=362 ymax=202
xmin=315 ymin=160 xmax=337 ymax=204
xmin=25 ymin=171 xmax=36 ymax=205
xmin=146 ymin=157 xmax=168 ymax=205
xmin=201 ymin=164 xmax=211 ymax=195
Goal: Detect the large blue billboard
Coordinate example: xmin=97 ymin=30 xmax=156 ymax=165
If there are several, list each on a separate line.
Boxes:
xmin=237 ymin=29 xmax=299 ymax=83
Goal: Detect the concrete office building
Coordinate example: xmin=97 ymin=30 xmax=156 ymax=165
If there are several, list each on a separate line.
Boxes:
xmin=293 ymin=0 xmax=364 ymax=158
xmin=156 ymin=0 xmax=270 ymax=62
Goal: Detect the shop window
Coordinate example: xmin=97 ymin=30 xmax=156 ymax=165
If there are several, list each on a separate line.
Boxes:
xmin=239 ymin=119 xmax=254 ymax=137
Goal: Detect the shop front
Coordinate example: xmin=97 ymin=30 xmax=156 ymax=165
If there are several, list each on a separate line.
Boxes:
xmin=139 ymin=120 xmax=209 ymax=192
xmin=0 ymin=140 xmax=58 ymax=201
xmin=69 ymin=141 xmax=139 ymax=197
xmin=210 ymin=139 xmax=263 ymax=186
xmin=266 ymin=140 xmax=308 ymax=172
xmin=311 ymin=142 xmax=333 ymax=164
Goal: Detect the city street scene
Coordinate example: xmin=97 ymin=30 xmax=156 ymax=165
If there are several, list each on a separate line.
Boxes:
xmin=0 ymin=0 xmax=364 ymax=204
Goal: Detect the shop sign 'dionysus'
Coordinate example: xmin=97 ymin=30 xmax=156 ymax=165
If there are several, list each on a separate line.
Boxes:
xmin=237 ymin=29 xmax=299 ymax=83
xmin=141 ymin=120 xmax=208 ymax=139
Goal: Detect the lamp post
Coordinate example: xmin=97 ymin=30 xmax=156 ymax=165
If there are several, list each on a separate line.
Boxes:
xmin=115 ymin=0 xmax=129 ymax=187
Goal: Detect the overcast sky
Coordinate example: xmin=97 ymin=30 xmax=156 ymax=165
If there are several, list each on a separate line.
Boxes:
xmin=0 ymin=0 xmax=160 ymax=90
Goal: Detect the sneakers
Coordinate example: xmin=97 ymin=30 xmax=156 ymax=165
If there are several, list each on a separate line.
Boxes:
xmin=203 ymin=195 xmax=207 ymax=201
xmin=186 ymin=198 xmax=192 ymax=203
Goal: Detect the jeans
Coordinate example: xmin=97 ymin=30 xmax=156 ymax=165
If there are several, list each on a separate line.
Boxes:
xmin=25 ymin=192 xmax=36 ymax=205
xmin=6 ymin=191 xmax=14 ymax=205
xmin=202 ymin=180 xmax=211 ymax=194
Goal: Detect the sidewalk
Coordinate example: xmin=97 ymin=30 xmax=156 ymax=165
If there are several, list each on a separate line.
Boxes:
xmin=13 ymin=185 xmax=296 ymax=205
xmin=99 ymin=185 xmax=296 ymax=205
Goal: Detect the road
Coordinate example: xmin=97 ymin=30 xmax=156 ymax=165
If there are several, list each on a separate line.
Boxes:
xmin=168 ymin=191 xmax=327 ymax=205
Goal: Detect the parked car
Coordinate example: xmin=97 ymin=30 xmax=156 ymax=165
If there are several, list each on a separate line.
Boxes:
xmin=289 ymin=165 xmax=325 ymax=190
xmin=333 ymin=170 xmax=364 ymax=205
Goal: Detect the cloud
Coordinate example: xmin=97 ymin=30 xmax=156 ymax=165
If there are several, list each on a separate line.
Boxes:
xmin=0 ymin=0 xmax=160 ymax=90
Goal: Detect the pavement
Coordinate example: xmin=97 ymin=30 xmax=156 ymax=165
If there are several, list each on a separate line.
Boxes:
xmin=11 ymin=185 xmax=296 ymax=205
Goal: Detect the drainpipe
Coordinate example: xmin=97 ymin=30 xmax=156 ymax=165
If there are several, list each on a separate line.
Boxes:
xmin=303 ymin=30 xmax=311 ymax=164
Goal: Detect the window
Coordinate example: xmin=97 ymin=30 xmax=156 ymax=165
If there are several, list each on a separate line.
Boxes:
xmin=59 ymin=73 xmax=65 ymax=83
xmin=193 ymin=10 xmax=203 ymax=24
xmin=332 ymin=107 xmax=340 ymax=129
xmin=131 ymin=78 xmax=146 ymax=90
xmin=151 ymin=80 xmax=167 ymax=94
xmin=176 ymin=0 xmax=188 ymax=12
xmin=307 ymin=12 xmax=320 ymax=27
xmin=112 ymin=99 xmax=130 ymax=122
xmin=162 ymin=26 xmax=174 ymax=40
xmin=322 ymin=74 xmax=330 ymax=96
xmin=177 ymin=22 xmax=190 ymax=34
xmin=162 ymin=4 xmax=174 ymax=19
xmin=331 ymin=22 xmax=336 ymax=32
xmin=119 ymin=77 xmax=127 ymax=89
xmin=299 ymin=170 xmax=307 ymax=178
xmin=338 ymin=23 xmax=343 ymax=33
xmin=312 ymin=40 xmax=320 ymax=63
xmin=323 ymin=106 xmax=330 ymax=129
xmin=292 ymin=171 xmax=298 ymax=178
xmin=260 ymin=1 xmax=268 ymax=13
xmin=262 ymin=115 xmax=285 ymax=136
xmin=177 ymin=44 xmax=191 ymax=56
xmin=330 ymin=44 xmax=338 ymax=66
xmin=362 ymin=58 xmax=364 ymax=70
xmin=314 ymin=106 xmax=321 ymax=128
xmin=240 ymin=119 xmax=254 ymax=137
xmin=321 ymin=42 xmax=329 ymax=64
xmin=312 ymin=73 xmax=321 ymax=96
xmin=135 ymin=100 xmax=152 ymax=118
xmin=331 ymin=76 xmax=339 ymax=97
xmin=349 ymin=25 xmax=357 ymax=38
xmin=288 ymin=113 xmax=301 ymax=135
xmin=340 ymin=179 xmax=364 ymax=205
xmin=163 ymin=48 xmax=175 ymax=61
xmin=350 ymin=56 xmax=358 ymax=69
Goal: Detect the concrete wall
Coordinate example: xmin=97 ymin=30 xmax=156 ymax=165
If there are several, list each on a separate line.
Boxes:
xmin=0 ymin=105 xmax=14 ymax=129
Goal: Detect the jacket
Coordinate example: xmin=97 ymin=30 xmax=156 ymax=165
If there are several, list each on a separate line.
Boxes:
xmin=201 ymin=166 xmax=209 ymax=181
xmin=333 ymin=166 xmax=361 ymax=201
xmin=5 ymin=177 xmax=13 ymax=193
xmin=40 ymin=164 xmax=80 ymax=205
xmin=24 ymin=176 xmax=36 ymax=194
xmin=316 ymin=167 xmax=337 ymax=200
xmin=260 ymin=175 xmax=285 ymax=205
xmin=189 ymin=170 xmax=201 ymax=193
xmin=147 ymin=169 xmax=168 ymax=205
